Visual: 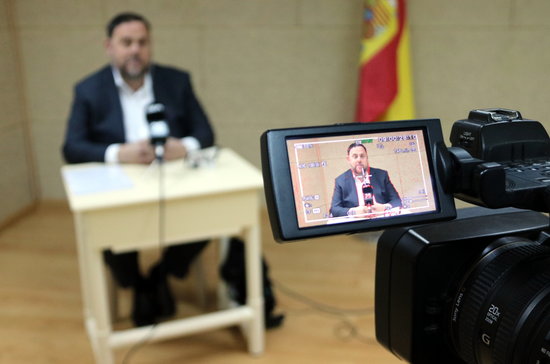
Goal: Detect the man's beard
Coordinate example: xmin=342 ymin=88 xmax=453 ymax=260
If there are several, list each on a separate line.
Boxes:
xmin=120 ymin=58 xmax=149 ymax=81
xmin=353 ymin=164 xmax=365 ymax=176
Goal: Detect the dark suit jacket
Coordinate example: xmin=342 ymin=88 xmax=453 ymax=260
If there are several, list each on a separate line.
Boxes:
xmin=62 ymin=64 xmax=214 ymax=163
xmin=330 ymin=167 xmax=402 ymax=217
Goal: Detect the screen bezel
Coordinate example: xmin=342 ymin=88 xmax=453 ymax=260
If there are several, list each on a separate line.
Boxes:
xmin=260 ymin=119 xmax=457 ymax=242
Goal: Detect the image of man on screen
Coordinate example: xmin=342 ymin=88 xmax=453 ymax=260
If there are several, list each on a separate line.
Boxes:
xmin=330 ymin=142 xmax=402 ymax=218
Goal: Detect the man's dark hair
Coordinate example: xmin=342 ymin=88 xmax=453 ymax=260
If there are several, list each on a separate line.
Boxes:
xmin=347 ymin=142 xmax=367 ymax=155
xmin=106 ymin=12 xmax=151 ymax=37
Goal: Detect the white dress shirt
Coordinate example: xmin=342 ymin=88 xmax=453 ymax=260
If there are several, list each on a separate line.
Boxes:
xmin=105 ymin=67 xmax=200 ymax=163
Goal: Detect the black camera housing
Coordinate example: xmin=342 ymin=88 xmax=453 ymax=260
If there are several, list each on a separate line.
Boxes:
xmin=374 ymin=109 xmax=550 ymax=363
xmin=446 ymin=108 xmax=550 ymax=211
xmin=375 ymin=207 xmax=550 ymax=363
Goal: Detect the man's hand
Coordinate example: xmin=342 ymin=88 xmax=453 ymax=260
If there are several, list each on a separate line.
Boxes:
xmin=118 ymin=140 xmax=155 ymax=164
xmin=348 ymin=206 xmax=365 ymax=216
xmin=163 ymin=137 xmax=187 ymax=161
xmin=370 ymin=202 xmax=392 ymax=213
xmin=348 ymin=203 xmax=393 ymax=217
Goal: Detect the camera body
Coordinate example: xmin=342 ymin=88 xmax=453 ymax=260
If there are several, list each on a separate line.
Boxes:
xmin=374 ymin=109 xmax=550 ymax=364
xmin=375 ymin=207 xmax=550 ymax=363
xmin=260 ymin=108 xmax=550 ymax=364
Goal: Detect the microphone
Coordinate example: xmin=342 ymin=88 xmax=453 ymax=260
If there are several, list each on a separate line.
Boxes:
xmin=362 ymin=183 xmax=374 ymax=208
xmin=146 ymin=103 xmax=170 ymax=160
xmin=361 ymin=167 xmax=374 ymax=211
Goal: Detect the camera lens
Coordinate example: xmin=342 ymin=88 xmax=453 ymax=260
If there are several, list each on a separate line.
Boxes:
xmin=450 ymin=236 xmax=550 ymax=364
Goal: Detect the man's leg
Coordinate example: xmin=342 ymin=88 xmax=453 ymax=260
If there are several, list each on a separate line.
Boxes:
xmin=102 ymin=250 xmax=155 ymax=326
xmin=160 ymin=240 xmax=210 ymax=278
xmin=102 ymin=250 xmax=141 ymax=288
xmin=148 ymin=240 xmax=210 ymax=318
xmin=220 ymin=238 xmax=285 ymax=329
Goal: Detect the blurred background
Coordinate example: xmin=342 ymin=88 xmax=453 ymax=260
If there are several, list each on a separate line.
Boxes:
xmin=2 ymin=0 xmax=550 ymax=219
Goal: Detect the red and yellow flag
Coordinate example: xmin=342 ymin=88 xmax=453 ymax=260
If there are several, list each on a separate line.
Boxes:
xmin=355 ymin=0 xmax=415 ymax=122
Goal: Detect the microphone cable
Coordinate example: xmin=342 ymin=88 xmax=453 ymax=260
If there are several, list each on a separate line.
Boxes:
xmin=271 ymin=277 xmax=375 ymax=344
xmin=121 ymin=156 xmax=166 ymax=364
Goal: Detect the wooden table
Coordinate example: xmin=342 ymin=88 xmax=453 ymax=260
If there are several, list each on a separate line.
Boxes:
xmin=61 ymin=149 xmax=265 ymax=364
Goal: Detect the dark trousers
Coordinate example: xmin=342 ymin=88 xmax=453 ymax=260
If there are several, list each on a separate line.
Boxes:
xmin=103 ymin=240 xmax=209 ymax=288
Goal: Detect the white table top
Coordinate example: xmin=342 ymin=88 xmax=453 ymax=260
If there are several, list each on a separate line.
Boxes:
xmin=61 ymin=148 xmax=264 ymax=212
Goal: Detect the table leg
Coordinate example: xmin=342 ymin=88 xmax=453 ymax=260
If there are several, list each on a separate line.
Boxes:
xmin=75 ymin=217 xmax=115 ymax=364
xmin=85 ymin=245 xmax=115 ymax=364
xmin=243 ymin=222 xmax=265 ymax=355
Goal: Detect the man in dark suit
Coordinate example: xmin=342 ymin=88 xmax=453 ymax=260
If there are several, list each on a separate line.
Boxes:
xmin=330 ymin=142 xmax=402 ymax=217
xmin=62 ymin=12 xmax=283 ymax=329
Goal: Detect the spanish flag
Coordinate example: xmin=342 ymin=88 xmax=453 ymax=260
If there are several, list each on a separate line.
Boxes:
xmin=356 ymin=0 xmax=415 ymax=122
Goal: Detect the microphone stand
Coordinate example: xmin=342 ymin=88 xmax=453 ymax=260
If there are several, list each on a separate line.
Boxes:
xmin=154 ymin=142 xmax=166 ymax=256
xmin=362 ymin=167 xmax=373 ymax=213
xmin=154 ymin=144 xmax=165 ymax=163
xmin=123 ymin=144 xmax=167 ymax=362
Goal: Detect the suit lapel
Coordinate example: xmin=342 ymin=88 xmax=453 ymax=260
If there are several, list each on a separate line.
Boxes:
xmin=151 ymin=65 xmax=178 ymax=136
xmin=151 ymin=65 xmax=167 ymax=104
xmin=101 ymin=66 xmax=125 ymax=141
xmin=344 ymin=170 xmax=359 ymax=206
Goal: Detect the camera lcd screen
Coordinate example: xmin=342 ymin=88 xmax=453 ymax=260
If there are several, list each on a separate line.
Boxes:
xmin=261 ymin=119 xmax=456 ymax=241
xmin=287 ymin=130 xmax=437 ymax=228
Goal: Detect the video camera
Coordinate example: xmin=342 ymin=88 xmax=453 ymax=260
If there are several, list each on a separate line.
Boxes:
xmin=260 ymin=108 xmax=550 ymax=363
